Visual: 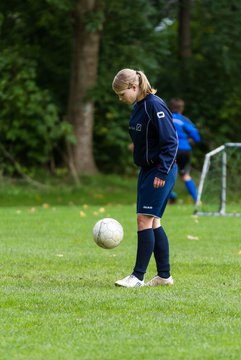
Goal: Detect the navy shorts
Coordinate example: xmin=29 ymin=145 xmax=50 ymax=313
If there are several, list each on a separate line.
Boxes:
xmin=137 ymin=163 xmax=177 ymax=218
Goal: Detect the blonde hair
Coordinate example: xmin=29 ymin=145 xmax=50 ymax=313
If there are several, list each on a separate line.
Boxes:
xmin=112 ymin=68 xmax=157 ymax=97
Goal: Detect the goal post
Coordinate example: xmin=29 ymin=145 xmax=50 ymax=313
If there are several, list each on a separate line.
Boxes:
xmin=194 ymin=143 xmax=241 ymax=216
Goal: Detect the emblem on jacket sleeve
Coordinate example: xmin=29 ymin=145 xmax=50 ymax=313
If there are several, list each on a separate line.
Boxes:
xmin=157 ymin=111 xmax=165 ymax=119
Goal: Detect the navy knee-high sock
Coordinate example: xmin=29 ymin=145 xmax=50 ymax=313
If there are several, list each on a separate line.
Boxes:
xmin=153 ymin=226 xmax=170 ymax=279
xmin=132 ymin=228 xmax=155 ymax=281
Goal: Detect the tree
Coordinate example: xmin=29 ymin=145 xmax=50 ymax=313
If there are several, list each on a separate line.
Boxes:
xmin=178 ymin=0 xmax=192 ymax=59
xmin=178 ymin=0 xmax=192 ymax=91
xmin=66 ymin=0 xmax=104 ymax=177
xmin=93 ymin=0 xmax=168 ymax=174
xmin=1 ymin=0 xmax=241 ymax=178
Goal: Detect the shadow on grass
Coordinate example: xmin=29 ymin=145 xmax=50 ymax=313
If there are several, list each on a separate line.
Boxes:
xmin=0 ymin=175 xmax=137 ymax=207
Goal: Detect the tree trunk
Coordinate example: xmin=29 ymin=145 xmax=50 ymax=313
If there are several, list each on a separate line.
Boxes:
xmin=178 ymin=0 xmax=192 ymax=91
xmin=66 ymin=0 xmax=102 ymax=176
xmin=178 ymin=0 xmax=192 ymax=59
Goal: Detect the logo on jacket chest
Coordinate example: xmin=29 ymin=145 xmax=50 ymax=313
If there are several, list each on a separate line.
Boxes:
xmin=129 ymin=123 xmax=142 ymax=132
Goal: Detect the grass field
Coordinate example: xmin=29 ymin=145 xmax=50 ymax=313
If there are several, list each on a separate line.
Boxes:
xmin=0 ymin=176 xmax=241 ymax=360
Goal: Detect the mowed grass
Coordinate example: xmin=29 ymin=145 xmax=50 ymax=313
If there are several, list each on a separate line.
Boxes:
xmin=0 ymin=176 xmax=241 ymax=360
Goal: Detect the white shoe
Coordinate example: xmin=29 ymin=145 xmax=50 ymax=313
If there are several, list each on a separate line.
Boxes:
xmin=115 ymin=274 xmax=144 ymax=288
xmin=145 ymin=275 xmax=174 ymax=287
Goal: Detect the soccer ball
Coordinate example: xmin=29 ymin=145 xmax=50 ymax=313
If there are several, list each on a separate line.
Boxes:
xmin=93 ymin=218 xmax=124 ymax=249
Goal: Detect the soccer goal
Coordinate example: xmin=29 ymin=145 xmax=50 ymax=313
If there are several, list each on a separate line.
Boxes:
xmin=194 ymin=142 xmax=241 ymax=216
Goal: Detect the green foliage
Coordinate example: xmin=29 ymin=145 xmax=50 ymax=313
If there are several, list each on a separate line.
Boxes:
xmin=0 ymin=49 xmax=72 ymax=173
xmin=94 ymin=0 xmax=168 ymax=173
xmin=188 ymin=0 xmax=241 ymax=147
xmin=0 ymin=0 xmax=74 ymax=174
xmin=0 ymin=0 xmax=73 ymax=108
xmin=144 ymin=0 xmax=241 ymax=160
xmin=1 ymin=0 xmax=241 ymax=175
xmin=84 ymin=7 xmax=105 ymax=32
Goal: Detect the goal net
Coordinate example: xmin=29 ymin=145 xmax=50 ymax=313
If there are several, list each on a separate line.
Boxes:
xmin=194 ymin=143 xmax=241 ymax=216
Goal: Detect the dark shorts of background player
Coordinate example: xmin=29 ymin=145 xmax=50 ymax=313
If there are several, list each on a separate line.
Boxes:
xmin=176 ymin=150 xmax=192 ymax=176
xmin=137 ymin=163 xmax=177 ymax=218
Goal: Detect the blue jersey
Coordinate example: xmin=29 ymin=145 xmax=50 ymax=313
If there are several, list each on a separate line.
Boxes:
xmin=172 ymin=112 xmax=201 ymax=151
xmin=129 ymin=94 xmax=178 ymax=181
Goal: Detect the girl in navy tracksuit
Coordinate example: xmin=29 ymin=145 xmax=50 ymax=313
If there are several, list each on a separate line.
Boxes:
xmin=112 ymin=68 xmax=178 ymax=288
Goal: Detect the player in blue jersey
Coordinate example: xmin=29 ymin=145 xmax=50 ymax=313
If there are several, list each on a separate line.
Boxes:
xmin=169 ymin=98 xmax=200 ymax=203
xmin=112 ymin=68 xmax=178 ymax=288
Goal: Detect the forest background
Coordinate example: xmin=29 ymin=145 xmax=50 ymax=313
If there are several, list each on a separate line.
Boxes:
xmin=1 ymin=0 xmax=241 ymax=181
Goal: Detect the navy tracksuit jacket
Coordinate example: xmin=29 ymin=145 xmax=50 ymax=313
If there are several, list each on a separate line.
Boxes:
xmin=129 ymin=94 xmax=178 ymax=181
